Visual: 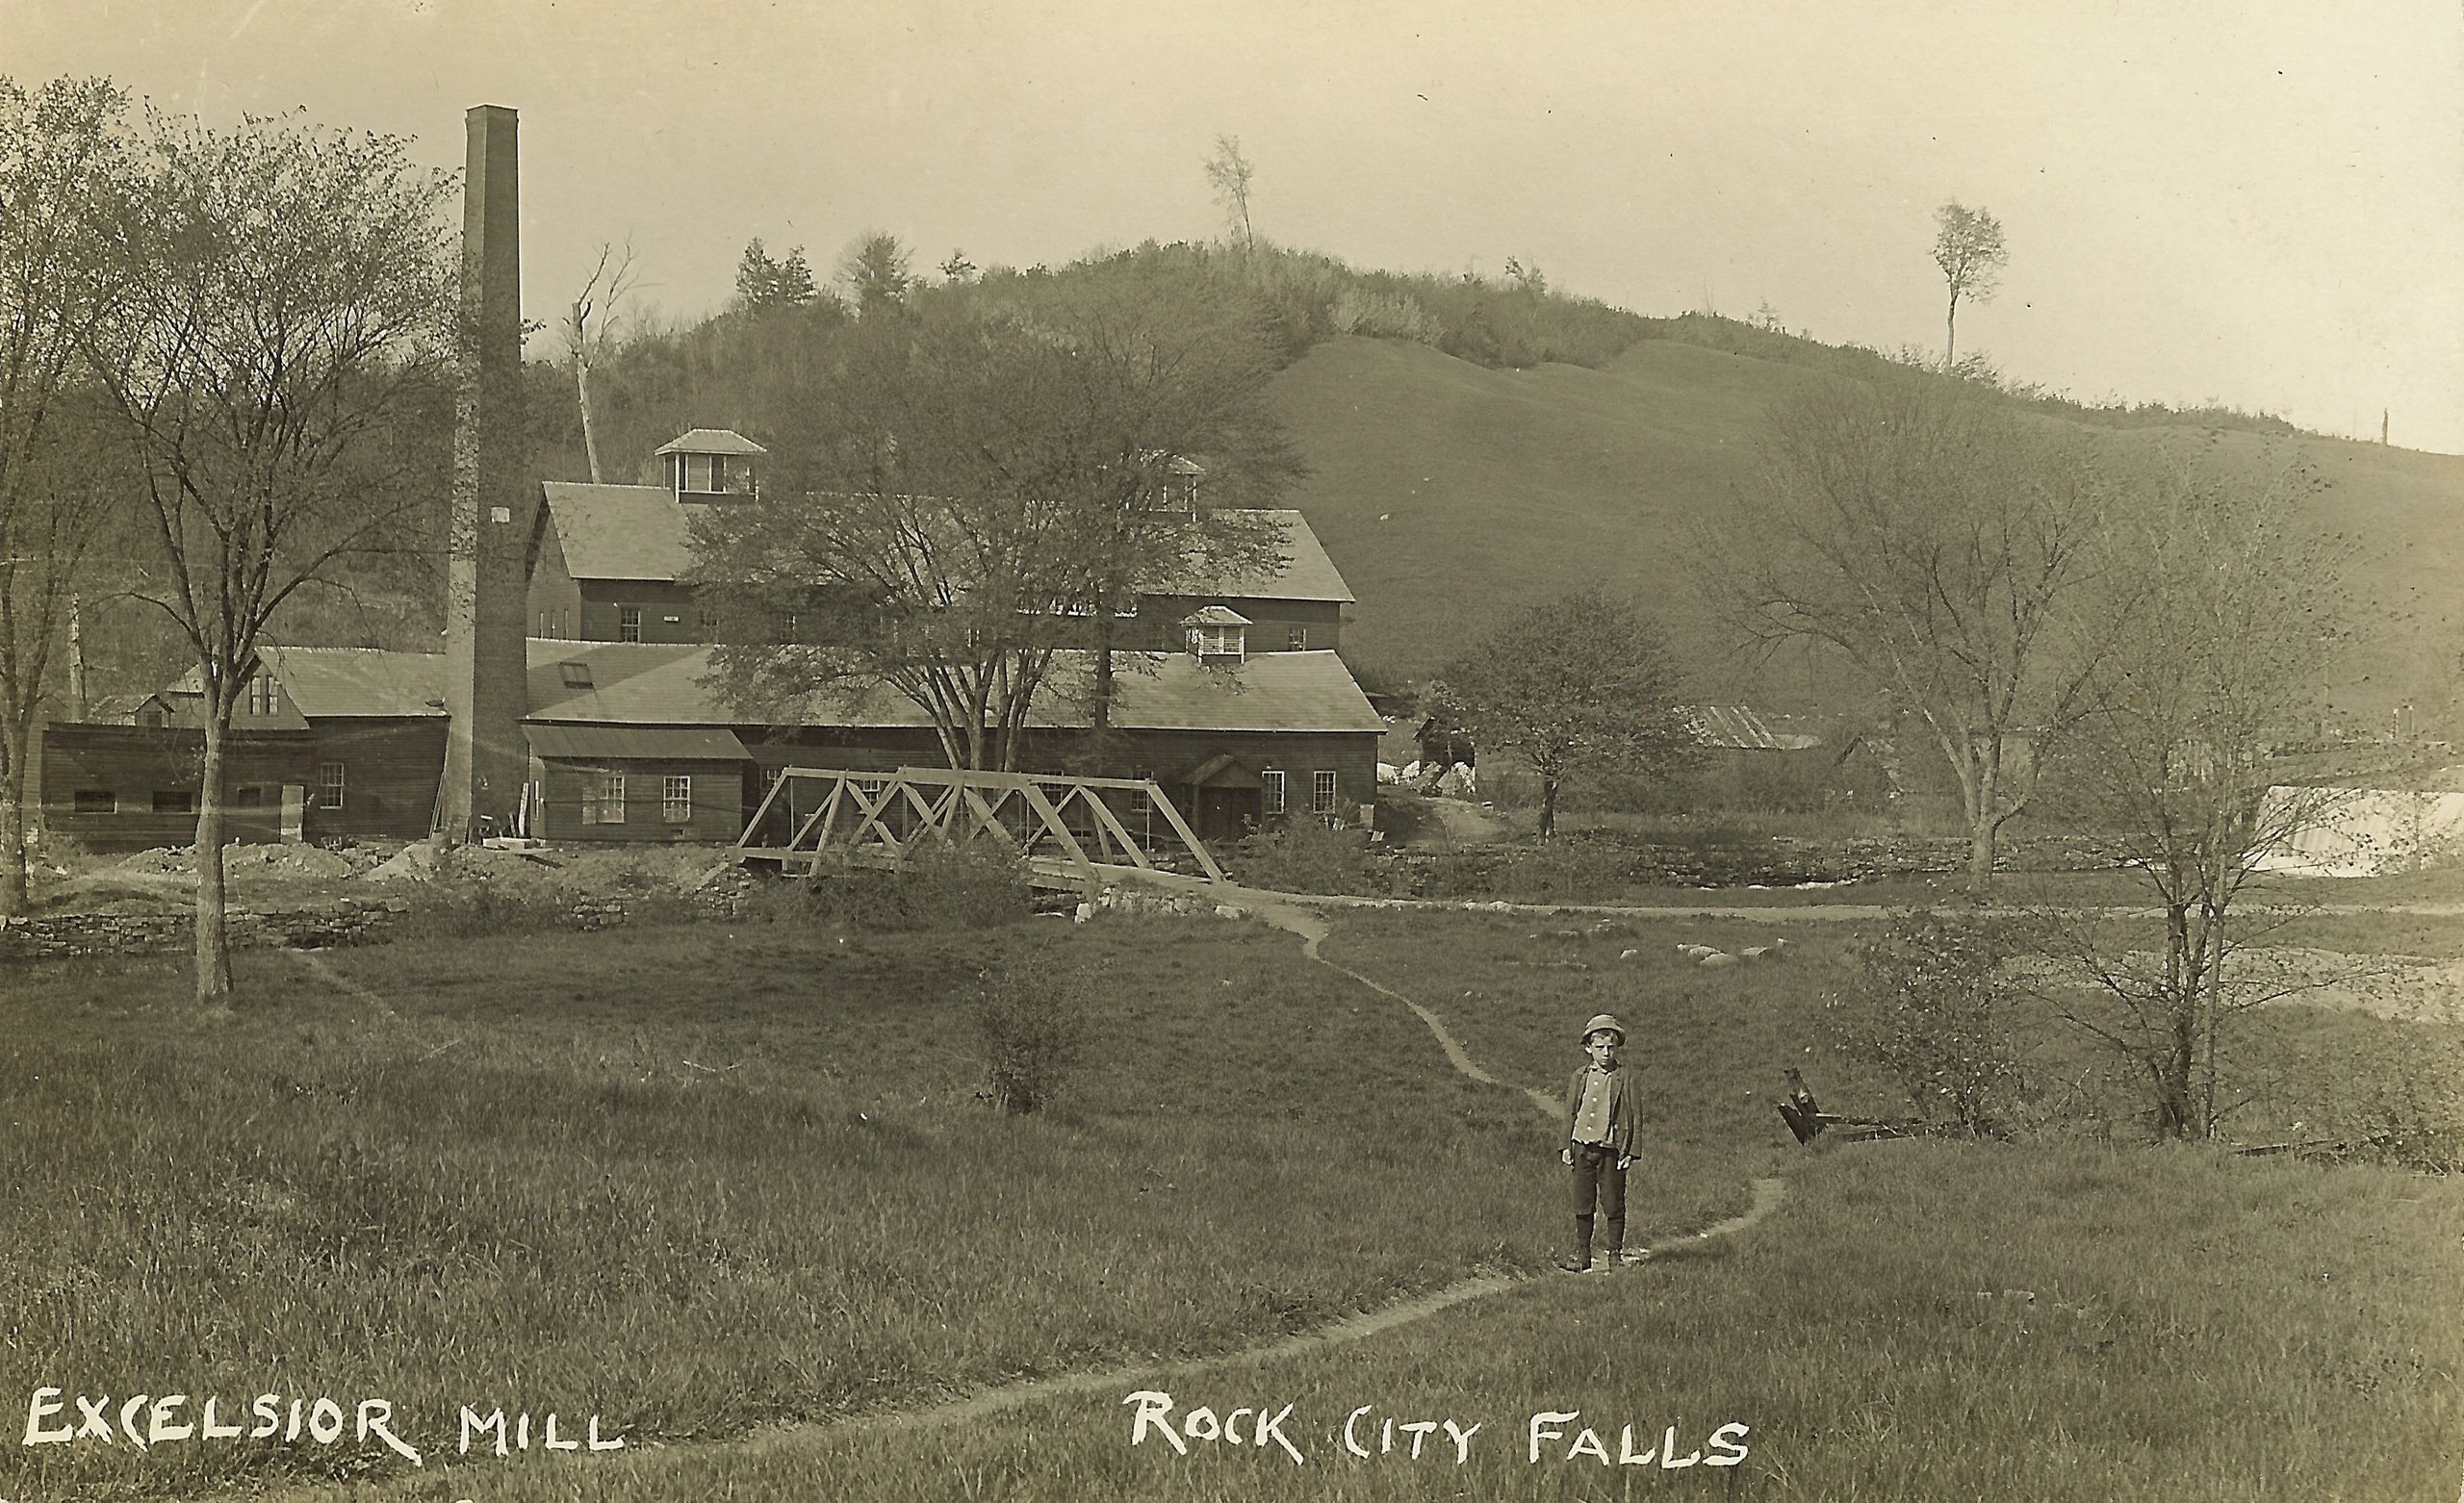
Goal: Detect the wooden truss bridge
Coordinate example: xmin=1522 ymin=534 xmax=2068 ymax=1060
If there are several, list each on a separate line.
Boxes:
xmin=733 ymin=766 xmax=1226 ymax=894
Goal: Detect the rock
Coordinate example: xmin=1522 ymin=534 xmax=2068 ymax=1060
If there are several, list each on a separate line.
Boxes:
xmin=1619 ymin=948 xmax=1639 ymax=960
xmin=1699 ymin=952 xmax=1738 ymax=968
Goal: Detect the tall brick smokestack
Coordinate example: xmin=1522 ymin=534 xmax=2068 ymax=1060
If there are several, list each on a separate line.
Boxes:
xmin=439 ymin=104 xmax=530 ymax=838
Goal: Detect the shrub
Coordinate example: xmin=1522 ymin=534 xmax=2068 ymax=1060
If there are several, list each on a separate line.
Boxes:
xmin=973 ymin=946 xmax=1086 ymax=1114
xmin=1233 ymin=819 xmax=1386 ymax=896
xmin=800 ymin=838 xmax=1033 ymax=931
xmin=1828 ymin=906 xmax=2042 ymax=1138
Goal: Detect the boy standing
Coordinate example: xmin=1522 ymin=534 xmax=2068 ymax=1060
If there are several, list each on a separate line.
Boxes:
xmin=1556 ymin=1012 xmax=1641 ymax=1272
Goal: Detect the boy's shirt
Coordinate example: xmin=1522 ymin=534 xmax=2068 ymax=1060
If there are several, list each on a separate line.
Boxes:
xmin=1565 ymin=1061 xmax=1639 ymax=1155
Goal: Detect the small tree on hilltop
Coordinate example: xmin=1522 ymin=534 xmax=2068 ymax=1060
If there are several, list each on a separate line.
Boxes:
xmin=1441 ymin=586 xmax=1694 ymax=839
xmin=1932 ymin=200 xmax=2007 ymax=368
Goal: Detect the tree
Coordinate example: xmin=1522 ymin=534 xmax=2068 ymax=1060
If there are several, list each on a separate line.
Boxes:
xmin=2043 ymin=447 xmax=2351 ymax=1140
xmin=1439 ymin=586 xmax=1694 ymax=839
xmin=691 ymin=291 xmax=1296 ymax=773
xmin=563 ymin=239 xmax=638 ymax=482
xmin=1203 ymin=134 xmax=1256 ymax=254
xmin=1705 ymin=371 xmax=2114 ymax=882
xmin=1932 ymin=200 xmax=2007 ymax=367
xmin=87 ymin=107 xmax=455 ymax=1007
xmin=0 ymin=75 xmax=130 ymax=915
xmin=836 ymin=232 xmax=913 ymax=319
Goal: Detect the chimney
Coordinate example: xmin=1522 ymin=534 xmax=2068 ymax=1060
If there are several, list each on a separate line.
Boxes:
xmin=438 ymin=105 xmax=531 ymax=839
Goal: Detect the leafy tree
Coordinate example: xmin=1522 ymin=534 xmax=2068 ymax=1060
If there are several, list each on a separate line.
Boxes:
xmin=2041 ymin=446 xmax=2352 ymax=1140
xmin=1932 ymin=200 xmax=2007 ymax=367
xmin=86 ymin=107 xmax=456 ymax=1007
xmin=1439 ymin=586 xmax=1694 ymax=838
xmin=0 ymin=75 xmax=130 ymax=914
xmin=1831 ymin=906 xmax=2041 ymax=1137
xmin=1704 ymin=370 xmax=2114 ymax=883
xmin=837 ymin=231 xmax=914 ymax=319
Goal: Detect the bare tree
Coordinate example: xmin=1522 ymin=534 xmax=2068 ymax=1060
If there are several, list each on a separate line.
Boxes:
xmin=1932 ymin=200 xmax=2007 ymax=367
xmin=0 ymin=76 xmax=129 ymax=914
xmin=564 ymin=239 xmax=638 ymax=483
xmin=1703 ymin=371 xmax=2115 ymax=883
xmin=692 ymin=292 xmax=1296 ymax=772
xmin=86 ymin=107 xmax=455 ymax=1008
xmin=1203 ymin=134 xmax=1256 ymax=254
xmin=1440 ymin=587 xmax=1695 ymax=839
xmin=2041 ymin=446 xmax=2353 ymax=1140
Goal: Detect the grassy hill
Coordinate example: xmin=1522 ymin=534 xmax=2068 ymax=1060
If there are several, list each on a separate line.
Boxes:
xmin=1273 ymin=335 xmax=2464 ymax=727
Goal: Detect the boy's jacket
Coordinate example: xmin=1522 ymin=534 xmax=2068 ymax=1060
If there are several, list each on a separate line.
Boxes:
xmin=1564 ymin=1063 xmax=1640 ymax=1155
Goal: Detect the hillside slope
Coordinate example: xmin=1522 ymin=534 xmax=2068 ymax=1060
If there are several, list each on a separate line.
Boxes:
xmin=1271 ymin=336 xmax=2464 ymax=725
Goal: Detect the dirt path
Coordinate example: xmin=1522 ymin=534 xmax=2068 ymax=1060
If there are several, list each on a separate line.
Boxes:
xmin=235 ymin=885 xmax=1789 ymax=1502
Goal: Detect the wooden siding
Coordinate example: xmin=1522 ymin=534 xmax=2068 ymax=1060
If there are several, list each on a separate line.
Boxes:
xmin=1136 ymin=595 xmax=1344 ymax=653
xmin=307 ymin=720 xmax=449 ymax=840
xmin=532 ymin=757 xmax=746 ymax=843
xmin=577 ymin=580 xmax=709 ymax=644
xmin=526 ymin=522 xmax=583 ymax=639
xmin=36 ymin=724 xmax=311 ymax=851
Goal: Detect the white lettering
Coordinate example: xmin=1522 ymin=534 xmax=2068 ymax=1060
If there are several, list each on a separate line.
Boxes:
xmin=1182 ymin=1406 xmax=1220 ymax=1442
xmin=1443 ymin=1418 xmax=1482 ymax=1465
xmin=148 ymin=1395 xmax=193 ymax=1444
xmin=545 ymin=1413 xmax=579 ymax=1452
xmin=1567 ymin=1426 xmax=1611 ymax=1465
xmin=1122 ymin=1391 xmax=1187 ymax=1455
xmin=588 ymin=1415 xmax=626 ymax=1451
xmin=73 ymin=1395 xmax=114 ymax=1443
xmin=1528 ymin=1410 xmax=1579 ymax=1463
xmin=21 ymin=1388 xmax=71 ymax=1445
xmin=1223 ymin=1408 xmax=1252 ymax=1447
xmin=118 ymin=1396 xmax=148 ymax=1450
xmin=200 ymin=1398 xmax=244 ymax=1439
xmin=459 ymin=1407 xmax=508 ymax=1457
xmin=1618 ymin=1423 xmax=1656 ymax=1465
xmin=1343 ymin=1404 xmax=1373 ymax=1459
xmin=359 ymin=1401 xmax=422 ymax=1465
xmin=1254 ymin=1403 xmax=1305 ymax=1465
xmin=1705 ymin=1421 xmax=1751 ymax=1466
xmin=1399 ymin=1419 xmax=1437 ymax=1460
xmin=249 ymin=1396 xmax=280 ymax=1439
xmin=1658 ymin=1425 xmax=1702 ymax=1468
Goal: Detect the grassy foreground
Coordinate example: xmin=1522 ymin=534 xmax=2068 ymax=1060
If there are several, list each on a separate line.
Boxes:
xmin=3 ymin=900 xmax=2460 ymax=1501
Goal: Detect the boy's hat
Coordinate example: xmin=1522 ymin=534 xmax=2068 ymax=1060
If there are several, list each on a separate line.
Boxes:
xmin=1580 ymin=1013 xmax=1626 ymax=1043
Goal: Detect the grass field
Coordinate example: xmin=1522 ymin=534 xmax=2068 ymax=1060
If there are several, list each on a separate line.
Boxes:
xmin=3 ymin=897 xmax=2459 ymax=1501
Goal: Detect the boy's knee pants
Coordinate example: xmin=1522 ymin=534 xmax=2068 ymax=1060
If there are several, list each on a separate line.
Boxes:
xmin=1569 ymin=1143 xmax=1626 ymax=1254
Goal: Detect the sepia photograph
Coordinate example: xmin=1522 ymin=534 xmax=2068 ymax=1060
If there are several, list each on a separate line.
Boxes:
xmin=3 ymin=2 xmax=2460 ymax=1498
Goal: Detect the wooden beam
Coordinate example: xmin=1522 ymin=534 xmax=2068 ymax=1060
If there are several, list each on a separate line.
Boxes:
xmin=1142 ymin=778 xmax=1226 ymax=882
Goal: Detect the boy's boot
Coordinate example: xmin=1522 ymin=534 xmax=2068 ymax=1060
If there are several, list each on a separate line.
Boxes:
xmin=1556 ymin=1212 xmax=1595 ymax=1272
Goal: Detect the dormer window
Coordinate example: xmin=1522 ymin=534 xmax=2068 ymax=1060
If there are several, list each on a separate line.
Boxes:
xmin=657 ymin=428 xmax=769 ymax=501
xmin=1183 ymin=605 xmax=1248 ymax=666
xmin=244 ymin=673 xmax=277 ymax=716
xmin=559 ymin=660 xmax=593 ymax=689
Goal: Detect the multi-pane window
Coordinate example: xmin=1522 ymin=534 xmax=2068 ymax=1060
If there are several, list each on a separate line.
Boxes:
xmin=618 ymin=605 xmax=643 ymax=643
xmin=317 ymin=761 xmax=346 ymax=810
xmin=662 ymin=775 xmax=692 ymax=824
xmin=582 ymin=771 xmax=626 ymax=825
xmin=1311 ymin=770 xmax=1339 ymax=814
xmin=244 ymin=673 xmax=276 ymax=715
xmin=1261 ymin=770 xmax=1286 ymax=816
xmin=1287 ymin=625 xmax=1308 ymax=650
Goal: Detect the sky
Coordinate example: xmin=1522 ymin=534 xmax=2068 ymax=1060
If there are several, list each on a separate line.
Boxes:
xmin=9 ymin=0 xmax=2462 ymax=452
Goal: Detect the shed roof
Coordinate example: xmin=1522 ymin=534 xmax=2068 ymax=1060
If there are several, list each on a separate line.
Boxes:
xmin=1683 ymin=704 xmax=1821 ymax=752
xmin=655 ymin=428 xmax=768 ymax=456
xmin=524 ymin=724 xmax=750 ymax=762
xmin=1145 ymin=509 xmax=1354 ymax=603
xmin=1181 ymin=605 xmax=1251 ymax=626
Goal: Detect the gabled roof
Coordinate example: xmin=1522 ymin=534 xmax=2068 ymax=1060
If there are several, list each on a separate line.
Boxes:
xmin=655 ymin=428 xmax=768 ymax=457
xmin=531 ymin=481 xmax=1354 ymax=606
xmin=538 ymin=482 xmax=698 ymax=581
xmin=166 ymin=646 xmax=444 ymax=719
xmin=1146 ymin=509 xmax=1354 ymax=604
xmin=522 ymin=642 xmax=1384 ymax=735
xmin=1181 ymin=605 xmax=1251 ymax=627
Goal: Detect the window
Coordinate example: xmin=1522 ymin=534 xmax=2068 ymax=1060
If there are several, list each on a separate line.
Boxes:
xmin=1287 ymin=625 xmax=1308 ymax=651
xmin=582 ymin=771 xmax=627 ymax=825
xmin=244 ymin=673 xmax=275 ymax=715
xmin=560 ymin=660 xmax=593 ymax=689
xmin=232 ymin=785 xmax=264 ymax=808
xmin=697 ymin=601 xmax=721 ymax=634
xmin=662 ymin=775 xmax=692 ymax=824
xmin=153 ymin=790 xmax=197 ymax=814
xmin=1190 ymin=624 xmax=1244 ymax=657
xmin=317 ymin=762 xmax=346 ymax=810
xmin=1311 ymin=770 xmax=1339 ymax=814
xmin=618 ymin=605 xmax=642 ymax=643
xmin=707 ymin=455 xmax=729 ymax=493
xmin=1261 ymin=770 xmax=1286 ymax=816
xmin=73 ymin=790 xmax=115 ymax=814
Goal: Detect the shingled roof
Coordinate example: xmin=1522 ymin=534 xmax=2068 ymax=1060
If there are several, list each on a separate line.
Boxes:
xmin=165 ymin=646 xmax=445 ymax=719
xmin=654 ymin=428 xmax=768 ymax=457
